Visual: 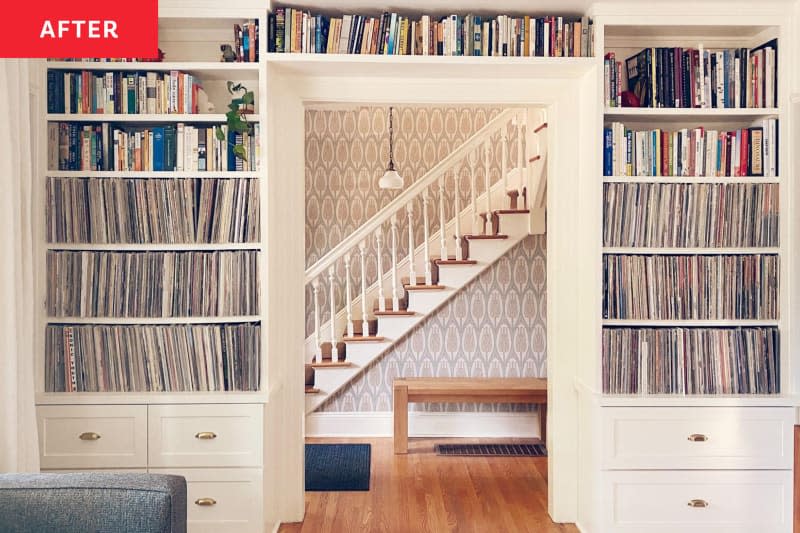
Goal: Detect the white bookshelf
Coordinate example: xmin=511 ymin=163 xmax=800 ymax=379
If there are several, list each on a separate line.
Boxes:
xmin=36 ymin=9 xmax=271 ymax=532
xmin=604 ymin=175 xmax=781 ymax=183
xmin=602 ymin=319 xmax=781 ymax=327
xmin=603 ymin=247 xmax=780 ymax=254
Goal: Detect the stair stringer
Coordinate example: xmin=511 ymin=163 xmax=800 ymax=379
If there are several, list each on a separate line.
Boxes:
xmin=305 ymin=212 xmax=530 ymax=414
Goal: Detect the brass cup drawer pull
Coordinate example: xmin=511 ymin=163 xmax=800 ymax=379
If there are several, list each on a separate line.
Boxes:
xmin=195 ymin=431 xmax=217 ymax=440
xmin=688 ymin=499 xmax=709 ymax=508
xmin=78 ymin=432 xmax=101 ymax=441
xmin=195 ymin=498 xmax=217 ymax=506
xmin=687 ymin=434 xmax=708 ymax=442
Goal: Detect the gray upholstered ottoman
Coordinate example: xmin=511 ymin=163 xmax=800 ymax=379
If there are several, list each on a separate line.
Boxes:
xmin=0 ymin=473 xmax=186 ymax=533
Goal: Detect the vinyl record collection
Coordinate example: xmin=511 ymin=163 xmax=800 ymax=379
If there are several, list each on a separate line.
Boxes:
xmin=603 ymin=183 xmax=779 ymax=248
xmin=47 ymin=250 xmax=259 ymax=317
xmin=603 ymin=327 xmax=779 ymax=394
xmin=45 ymin=323 xmax=260 ymax=392
xmin=47 ymin=177 xmax=260 ymax=244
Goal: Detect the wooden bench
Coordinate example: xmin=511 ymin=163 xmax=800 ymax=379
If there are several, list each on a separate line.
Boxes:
xmin=393 ymin=377 xmax=547 ymax=454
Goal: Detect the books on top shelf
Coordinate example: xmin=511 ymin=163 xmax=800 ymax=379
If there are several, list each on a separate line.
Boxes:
xmin=233 ymin=20 xmax=261 ymax=63
xmin=603 ymin=254 xmax=778 ymax=320
xmin=604 ymin=39 xmax=777 ymax=108
xmin=48 ymin=122 xmax=260 ymax=172
xmin=603 ymin=119 xmax=778 ymax=177
xmin=46 ymin=323 xmax=260 ymax=393
xmin=47 ymin=70 xmax=209 ymax=115
xmin=268 ymin=9 xmax=593 ymax=57
xmin=602 ymin=327 xmax=779 ymax=395
xmin=47 ymin=177 xmax=260 ymax=244
xmin=603 ymin=182 xmax=779 ymax=248
xmin=47 ymin=250 xmax=259 ymax=318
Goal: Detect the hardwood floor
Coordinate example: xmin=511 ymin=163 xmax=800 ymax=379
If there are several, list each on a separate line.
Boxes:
xmin=279 ymin=437 xmax=579 ymax=533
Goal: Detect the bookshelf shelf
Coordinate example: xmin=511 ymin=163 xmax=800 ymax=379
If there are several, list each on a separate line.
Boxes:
xmin=266 ymin=53 xmax=595 ymax=79
xmin=602 ymin=247 xmax=780 ymax=255
xmin=45 ymin=316 xmax=261 ymax=325
xmin=35 ymin=391 xmax=270 ymax=405
xmin=45 ymin=170 xmax=261 ymax=178
xmin=602 ymin=319 xmax=780 ymax=327
xmin=46 ymin=243 xmax=261 ymax=251
xmin=603 ymin=175 xmax=781 ymax=183
xmin=604 ymin=107 xmax=780 ymax=123
xmin=46 ymin=61 xmax=260 ymax=81
xmin=46 ymin=113 xmax=259 ymax=123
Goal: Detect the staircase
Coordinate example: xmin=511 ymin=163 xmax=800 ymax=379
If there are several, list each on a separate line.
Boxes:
xmin=304 ymin=107 xmax=548 ymax=414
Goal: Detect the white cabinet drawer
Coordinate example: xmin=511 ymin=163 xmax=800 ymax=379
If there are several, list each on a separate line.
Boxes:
xmin=602 ymin=407 xmax=793 ymax=469
xmin=37 ymin=405 xmax=147 ymax=469
xmin=148 ymin=404 xmax=262 ymax=467
xmin=603 ymin=470 xmax=792 ymax=533
xmin=150 ymin=468 xmax=262 ymax=533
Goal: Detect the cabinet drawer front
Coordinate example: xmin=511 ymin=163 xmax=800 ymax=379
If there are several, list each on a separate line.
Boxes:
xmin=150 ymin=468 xmax=262 ymax=533
xmin=602 ymin=407 xmax=793 ymax=469
xmin=37 ymin=405 xmax=147 ymax=469
xmin=148 ymin=404 xmax=262 ymax=467
xmin=603 ymin=470 xmax=791 ymax=533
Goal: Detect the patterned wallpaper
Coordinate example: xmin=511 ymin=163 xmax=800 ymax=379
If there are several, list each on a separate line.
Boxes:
xmin=320 ymin=235 xmax=547 ymax=412
xmin=304 ymin=105 xmax=525 ymax=338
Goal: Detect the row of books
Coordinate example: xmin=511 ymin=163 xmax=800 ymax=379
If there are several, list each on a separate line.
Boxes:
xmin=46 ymin=70 xmax=207 ymax=115
xmin=602 ymin=327 xmax=779 ymax=395
xmin=269 ymin=9 xmax=593 ymax=57
xmin=603 ymin=121 xmax=778 ymax=177
xmin=47 ymin=251 xmax=259 ymax=318
xmin=603 ymin=183 xmax=779 ymax=248
xmin=45 ymin=324 xmax=260 ymax=393
xmin=605 ymin=41 xmax=777 ymax=108
xmin=48 ymin=123 xmax=260 ymax=172
xmin=603 ymin=254 xmax=778 ymax=320
xmin=234 ymin=20 xmax=260 ymax=63
xmin=47 ymin=177 xmax=260 ymax=244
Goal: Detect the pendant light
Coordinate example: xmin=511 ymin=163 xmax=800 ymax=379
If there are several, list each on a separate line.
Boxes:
xmin=378 ymin=106 xmax=404 ymax=190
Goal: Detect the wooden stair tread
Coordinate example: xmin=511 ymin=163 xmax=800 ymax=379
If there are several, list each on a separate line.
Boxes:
xmin=403 ymin=284 xmax=447 ymax=290
xmin=374 ymin=310 xmax=416 ymax=316
xmin=343 ymin=335 xmax=386 ymax=342
xmin=434 ymin=258 xmax=478 ymax=265
xmin=494 ymin=209 xmax=530 ymax=214
xmin=310 ymin=361 xmax=353 ymax=368
xmin=305 ymin=387 xmax=320 ymax=394
xmin=463 ymin=234 xmax=509 ymax=240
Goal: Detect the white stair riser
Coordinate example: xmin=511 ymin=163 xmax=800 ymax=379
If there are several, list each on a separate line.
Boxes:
xmin=406 ymin=289 xmax=456 ymax=314
xmin=375 ymin=315 xmax=424 ymax=339
xmin=342 ymin=342 xmax=393 ymax=366
xmin=436 ymin=264 xmax=484 ymax=287
xmin=497 ymin=213 xmax=530 ymax=236
xmin=466 ymin=238 xmax=522 ymax=263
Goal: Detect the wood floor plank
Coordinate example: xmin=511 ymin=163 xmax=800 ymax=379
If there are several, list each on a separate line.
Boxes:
xmin=279 ymin=437 xmax=579 ymax=533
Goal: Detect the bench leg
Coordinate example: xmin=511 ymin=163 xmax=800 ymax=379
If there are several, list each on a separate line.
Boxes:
xmin=539 ymin=403 xmax=547 ymax=445
xmin=394 ymin=385 xmax=409 ymax=454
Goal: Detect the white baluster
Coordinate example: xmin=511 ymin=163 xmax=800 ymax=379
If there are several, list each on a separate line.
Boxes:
xmin=312 ymin=278 xmax=321 ymax=364
xmin=406 ymin=202 xmax=416 ymax=286
xmin=327 ymin=265 xmax=338 ymax=362
xmin=375 ymin=227 xmax=386 ymax=312
xmin=501 ymin=126 xmax=509 ymax=203
xmin=438 ymin=175 xmax=447 ymax=261
xmin=470 ymin=152 xmax=479 ymax=235
xmin=344 ymin=253 xmax=354 ymax=338
xmin=517 ymin=111 xmax=526 ymax=207
xmin=422 ymin=189 xmax=433 ymax=285
xmin=454 ymin=170 xmax=463 ymax=260
xmin=484 ymin=142 xmax=494 ymax=235
xmin=359 ymin=241 xmax=369 ymax=334
xmin=390 ymin=214 xmax=400 ymax=311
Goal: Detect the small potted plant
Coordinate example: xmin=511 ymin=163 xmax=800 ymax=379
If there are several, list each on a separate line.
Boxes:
xmin=216 ymin=81 xmax=255 ymax=161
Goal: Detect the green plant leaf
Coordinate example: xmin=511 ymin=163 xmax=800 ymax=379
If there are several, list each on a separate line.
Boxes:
xmin=233 ymin=144 xmax=247 ymax=161
xmin=215 ymin=126 xmax=225 ymax=141
xmin=231 ymin=83 xmax=243 ymax=93
xmin=242 ymin=91 xmax=254 ymax=105
xmin=226 ymin=81 xmax=234 ymax=94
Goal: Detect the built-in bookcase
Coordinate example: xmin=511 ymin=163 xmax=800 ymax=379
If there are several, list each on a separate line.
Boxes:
xmin=37 ymin=13 xmax=268 ymax=401
xmin=599 ymin=23 xmax=787 ymax=396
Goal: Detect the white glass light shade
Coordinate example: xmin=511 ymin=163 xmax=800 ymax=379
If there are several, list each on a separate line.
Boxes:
xmin=378 ymin=168 xmax=404 ymax=189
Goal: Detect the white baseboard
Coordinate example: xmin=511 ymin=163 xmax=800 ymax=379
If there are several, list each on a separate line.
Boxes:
xmin=306 ymin=410 xmax=541 ymax=438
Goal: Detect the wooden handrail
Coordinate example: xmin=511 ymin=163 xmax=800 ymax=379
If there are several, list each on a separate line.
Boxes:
xmin=305 ymin=107 xmax=521 ymax=283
